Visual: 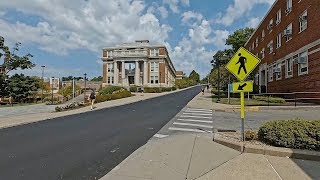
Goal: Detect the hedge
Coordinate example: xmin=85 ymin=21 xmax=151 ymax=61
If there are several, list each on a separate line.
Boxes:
xmin=95 ymin=90 xmax=132 ymax=103
xmin=252 ymin=96 xmax=286 ymax=103
xmin=143 ymin=87 xmax=176 ymax=93
xmin=258 ymin=119 xmax=320 ymax=151
xmin=129 ymin=86 xmax=138 ymax=92
xmin=55 ymin=102 xmax=86 ymax=112
xmin=99 ymin=86 xmax=123 ymax=95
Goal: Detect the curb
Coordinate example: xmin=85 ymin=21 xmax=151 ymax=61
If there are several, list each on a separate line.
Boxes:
xmin=213 ymin=134 xmax=320 ymax=162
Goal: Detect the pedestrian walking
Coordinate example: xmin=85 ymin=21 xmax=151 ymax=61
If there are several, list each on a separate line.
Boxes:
xmin=201 ymin=87 xmax=205 ymax=95
xmin=88 ymin=90 xmax=96 ymax=110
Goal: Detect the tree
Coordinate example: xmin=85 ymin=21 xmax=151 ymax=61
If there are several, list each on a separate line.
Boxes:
xmin=6 ymin=74 xmax=40 ymax=102
xmin=189 ymin=70 xmax=200 ymax=83
xmin=0 ymin=36 xmax=35 ymax=75
xmin=58 ymin=85 xmax=81 ymax=98
xmin=91 ymin=76 xmax=103 ymax=81
xmin=225 ymin=27 xmax=255 ymax=52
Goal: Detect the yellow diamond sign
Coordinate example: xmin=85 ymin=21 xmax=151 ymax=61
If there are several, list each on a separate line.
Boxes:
xmin=226 ymin=47 xmax=261 ymax=81
xmin=232 ymin=81 xmax=253 ymax=93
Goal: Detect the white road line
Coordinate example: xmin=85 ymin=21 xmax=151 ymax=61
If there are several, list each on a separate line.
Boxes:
xmin=188 ymin=108 xmax=211 ymax=111
xmin=153 ymin=134 xmax=169 ymax=138
xmin=183 ymin=112 xmax=212 ymax=116
xmin=177 ymin=119 xmax=212 ymax=123
xmin=168 ymin=127 xmax=212 ymax=133
xmin=173 ymin=122 xmax=213 ymax=129
xmin=180 ymin=115 xmax=211 ymax=119
xmin=186 ymin=109 xmax=212 ymax=112
xmin=185 ymin=111 xmax=212 ymax=114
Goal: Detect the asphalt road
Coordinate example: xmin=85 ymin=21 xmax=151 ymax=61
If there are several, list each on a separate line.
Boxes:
xmin=0 ymin=86 xmax=201 ymax=180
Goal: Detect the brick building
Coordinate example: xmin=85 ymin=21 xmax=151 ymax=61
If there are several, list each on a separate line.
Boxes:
xmin=101 ymin=40 xmax=177 ymax=87
xmin=245 ymin=0 xmax=320 ymax=93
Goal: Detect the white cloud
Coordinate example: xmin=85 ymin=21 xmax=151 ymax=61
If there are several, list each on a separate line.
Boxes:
xmin=212 ymin=30 xmax=230 ymax=49
xmin=181 ymin=11 xmax=203 ymax=25
xmin=163 ymin=0 xmax=190 ymax=13
xmin=0 ymin=0 xmax=172 ymax=55
xmin=158 ymin=6 xmax=169 ymax=19
xmin=216 ymin=0 xmax=275 ymax=26
xmin=246 ymin=17 xmax=261 ymax=28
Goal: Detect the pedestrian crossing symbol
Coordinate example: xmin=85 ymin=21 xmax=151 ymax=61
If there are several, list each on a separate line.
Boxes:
xmin=232 ymin=81 xmax=253 ymax=93
xmin=226 ymin=47 xmax=261 ymax=81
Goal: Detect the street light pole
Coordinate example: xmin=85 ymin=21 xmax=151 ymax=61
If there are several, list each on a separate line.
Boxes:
xmin=217 ymin=58 xmax=220 ymax=102
xmin=72 ymin=77 xmax=75 ymax=99
xmin=51 ymin=77 xmax=54 ymax=105
xmin=41 ymin=65 xmax=45 ymax=103
xmin=84 ymin=73 xmax=87 ymax=102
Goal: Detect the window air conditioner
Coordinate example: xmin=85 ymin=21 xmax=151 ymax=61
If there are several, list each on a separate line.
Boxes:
xmin=283 ymin=29 xmax=292 ymax=37
xmin=276 ymin=19 xmax=280 ymax=25
xmin=274 ymin=67 xmax=281 ymax=73
xmin=297 ymin=56 xmax=307 ymax=64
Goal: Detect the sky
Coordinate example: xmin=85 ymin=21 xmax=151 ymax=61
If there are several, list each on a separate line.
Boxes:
xmin=0 ymin=0 xmax=275 ymax=79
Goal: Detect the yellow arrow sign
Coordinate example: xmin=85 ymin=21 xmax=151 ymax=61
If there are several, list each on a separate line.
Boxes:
xmin=232 ymin=81 xmax=253 ymax=93
xmin=226 ymin=47 xmax=261 ymax=81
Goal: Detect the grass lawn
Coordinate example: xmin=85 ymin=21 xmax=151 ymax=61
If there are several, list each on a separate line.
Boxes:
xmin=0 ymin=102 xmax=41 ymax=108
xmin=212 ymin=97 xmax=285 ymax=106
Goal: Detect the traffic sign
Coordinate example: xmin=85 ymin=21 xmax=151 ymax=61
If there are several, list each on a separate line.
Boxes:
xmin=226 ymin=47 xmax=261 ymax=81
xmin=232 ymin=81 xmax=253 ymax=93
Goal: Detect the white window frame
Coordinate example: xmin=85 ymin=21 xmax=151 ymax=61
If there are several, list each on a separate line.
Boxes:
xmin=252 ymin=42 xmax=255 ymax=50
xmin=154 ymin=76 xmax=159 ymax=84
xmin=299 ymin=10 xmax=308 ymax=33
xmin=268 ymin=40 xmax=274 ymax=54
xmin=261 ymin=48 xmax=265 ymax=59
xmin=286 ymin=0 xmax=292 ymax=15
xmin=285 ymin=57 xmax=293 ymax=78
xmin=298 ymin=51 xmax=308 ymax=76
xmin=150 ymin=62 xmax=159 ymax=72
xmin=285 ymin=23 xmax=293 ymax=42
xmin=107 ymin=63 xmax=114 ymax=73
xmin=108 ymin=51 xmax=113 ymax=58
xmin=150 ymin=49 xmax=159 ymax=56
xmin=276 ymin=9 xmax=281 ymax=25
xmin=261 ymin=30 xmax=265 ymax=41
xmin=107 ymin=76 xmax=114 ymax=84
xmin=268 ymin=66 xmax=273 ymax=82
xmin=276 ymin=33 xmax=282 ymax=49
xmin=267 ymin=19 xmax=273 ymax=32
xmin=255 ymin=37 xmax=258 ymax=47
xmin=275 ymin=63 xmax=282 ymax=80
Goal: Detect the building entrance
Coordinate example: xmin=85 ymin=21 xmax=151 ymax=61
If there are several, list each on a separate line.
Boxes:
xmin=128 ymin=76 xmax=135 ymax=85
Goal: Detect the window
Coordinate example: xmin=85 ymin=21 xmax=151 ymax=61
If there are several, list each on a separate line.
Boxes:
xmin=276 ymin=33 xmax=282 ymax=48
xmin=150 ymin=76 xmax=159 ymax=84
xmin=286 ymin=0 xmax=292 ymax=15
xmin=276 ymin=9 xmax=281 ymax=25
xmin=285 ymin=58 xmax=293 ymax=78
xmin=107 ymin=76 xmax=114 ymax=84
xmin=299 ymin=10 xmax=308 ymax=32
xmin=284 ymin=23 xmax=293 ymax=41
xmin=268 ymin=66 xmax=273 ymax=82
xmin=107 ymin=63 xmax=114 ymax=72
xmin=150 ymin=49 xmax=159 ymax=56
xmin=275 ymin=63 xmax=282 ymax=80
xmin=261 ymin=30 xmax=265 ymax=41
xmin=267 ymin=19 xmax=273 ymax=32
xmin=150 ymin=76 xmax=154 ymax=84
xmin=108 ymin=51 xmax=113 ymax=58
xmin=261 ymin=48 xmax=265 ymax=59
xmin=268 ymin=40 xmax=273 ymax=54
xmin=150 ymin=62 xmax=159 ymax=72
xmin=255 ymin=37 xmax=258 ymax=47
xmin=252 ymin=42 xmax=254 ymax=50
xmin=298 ymin=51 xmax=308 ymax=75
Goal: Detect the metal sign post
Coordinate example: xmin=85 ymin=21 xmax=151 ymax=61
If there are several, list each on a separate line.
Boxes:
xmin=225 ymin=47 xmax=261 ymax=142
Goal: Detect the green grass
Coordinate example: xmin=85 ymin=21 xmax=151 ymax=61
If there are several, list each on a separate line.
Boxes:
xmin=212 ymin=97 xmax=283 ymax=106
xmin=0 ymin=102 xmax=40 ymax=107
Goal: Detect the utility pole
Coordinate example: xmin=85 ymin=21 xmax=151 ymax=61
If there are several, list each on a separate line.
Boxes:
xmin=84 ymin=73 xmax=87 ymax=102
xmin=41 ymin=65 xmax=45 ymax=103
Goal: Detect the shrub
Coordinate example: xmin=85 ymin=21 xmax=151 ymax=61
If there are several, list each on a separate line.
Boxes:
xmin=175 ymin=78 xmax=196 ymax=89
xmin=95 ymin=90 xmax=132 ymax=103
xmin=55 ymin=102 xmax=86 ymax=112
xmin=252 ymin=96 xmax=286 ymax=103
xmin=258 ymin=119 xmax=320 ymax=151
xmin=129 ymin=86 xmax=138 ymax=92
xmin=99 ymin=86 xmax=123 ymax=95
xmin=144 ymin=87 xmax=162 ymax=93
xmin=245 ymin=130 xmax=258 ymax=141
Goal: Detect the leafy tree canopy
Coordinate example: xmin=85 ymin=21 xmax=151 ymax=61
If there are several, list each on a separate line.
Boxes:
xmin=189 ymin=70 xmax=200 ymax=83
xmin=225 ymin=27 xmax=255 ymax=52
xmin=91 ymin=76 xmax=103 ymax=81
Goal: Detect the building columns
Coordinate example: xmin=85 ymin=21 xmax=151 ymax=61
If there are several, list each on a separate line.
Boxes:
xmin=114 ymin=61 xmax=118 ymax=84
xmin=143 ymin=61 xmax=148 ymax=85
xmin=135 ymin=61 xmax=140 ymax=85
xmin=121 ymin=61 xmax=125 ymax=86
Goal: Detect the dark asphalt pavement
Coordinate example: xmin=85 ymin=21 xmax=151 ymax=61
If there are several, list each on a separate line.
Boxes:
xmin=0 ymin=86 xmax=201 ymax=180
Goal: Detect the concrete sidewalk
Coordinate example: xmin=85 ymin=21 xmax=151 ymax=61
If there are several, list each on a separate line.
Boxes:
xmin=0 ymin=87 xmax=195 ymax=129
xmin=101 ymin=90 xmax=320 ymax=180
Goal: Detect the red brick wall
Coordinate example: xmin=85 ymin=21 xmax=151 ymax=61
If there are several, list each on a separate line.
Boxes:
xmin=245 ymin=0 xmax=320 ymax=93
xmin=159 ymin=62 xmax=165 ymax=83
xmin=103 ymin=63 xmax=107 ymax=83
